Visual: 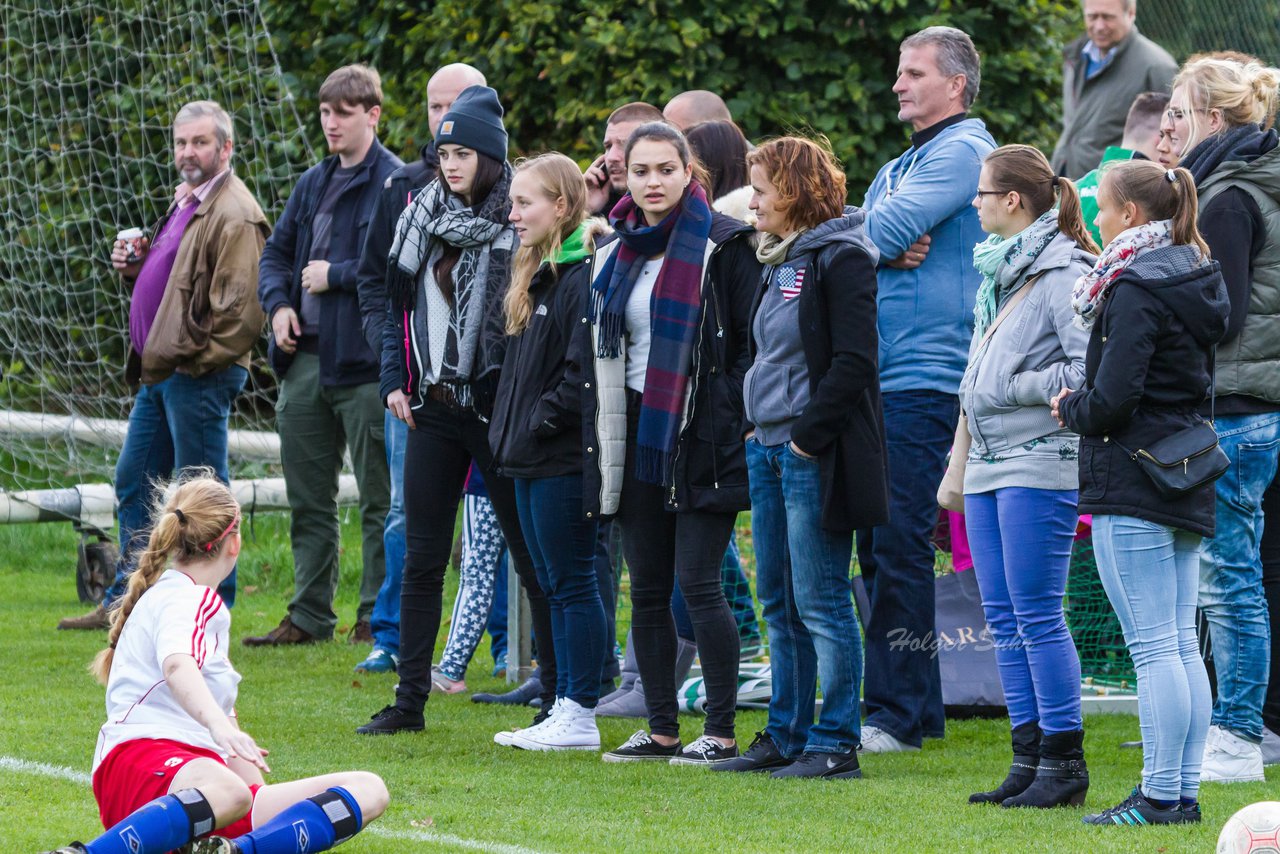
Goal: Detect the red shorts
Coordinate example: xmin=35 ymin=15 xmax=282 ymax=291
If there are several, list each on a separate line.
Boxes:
xmin=93 ymin=738 xmax=261 ymax=838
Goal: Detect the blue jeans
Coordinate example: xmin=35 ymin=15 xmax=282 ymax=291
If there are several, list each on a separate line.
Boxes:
xmin=104 ymin=365 xmax=247 ymax=608
xmin=515 ymin=474 xmax=605 ymax=706
xmin=857 ymin=389 xmax=954 ymax=745
xmin=1199 ymin=411 xmax=1280 ymax=743
xmin=370 ymin=412 xmax=407 ymax=655
xmin=749 ymin=438 xmax=861 ymax=755
xmin=1095 ymin=515 xmax=1212 ymax=801
xmin=965 ymin=488 xmax=1082 ymax=733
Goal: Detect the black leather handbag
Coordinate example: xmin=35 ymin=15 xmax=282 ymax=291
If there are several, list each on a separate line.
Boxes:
xmin=1113 ymin=349 xmax=1229 ymax=498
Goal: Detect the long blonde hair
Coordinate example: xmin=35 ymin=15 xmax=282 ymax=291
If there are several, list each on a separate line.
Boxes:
xmin=90 ymin=471 xmax=240 ymax=684
xmin=1172 ymin=58 xmax=1280 ymax=157
xmin=505 ymin=153 xmax=588 ymax=335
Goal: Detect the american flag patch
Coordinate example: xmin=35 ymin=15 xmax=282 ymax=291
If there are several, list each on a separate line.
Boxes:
xmin=776 ymin=264 xmax=806 ymax=301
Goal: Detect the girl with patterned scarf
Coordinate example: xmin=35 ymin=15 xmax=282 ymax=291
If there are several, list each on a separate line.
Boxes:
xmin=1054 ymin=160 xmax=1230 ymax=827
xmin=961 ymin=144 xmax=1097 ymax=809
xmin=357 ymin=85 xmax=559 ymax=737
xmin=584 ymin=122 xmax=762 ymax=766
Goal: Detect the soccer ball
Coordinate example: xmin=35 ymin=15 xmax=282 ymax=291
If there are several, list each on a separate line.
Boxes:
xmin=1218 ymin=802 xmax=1280 ymax=854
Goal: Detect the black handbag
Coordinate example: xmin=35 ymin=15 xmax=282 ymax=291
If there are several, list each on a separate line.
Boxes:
xmin=1112 ymin=348 xmax=1229 ymax=498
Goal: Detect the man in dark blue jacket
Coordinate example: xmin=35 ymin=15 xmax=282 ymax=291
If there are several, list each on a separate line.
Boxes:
xmin=247 ymin=64 xmax=402 ymax=646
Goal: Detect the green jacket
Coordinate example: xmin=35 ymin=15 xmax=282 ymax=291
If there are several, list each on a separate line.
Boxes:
xmin=1198 ymin=146 xmax=1280 ymax=404
xmin=1077 ymin=146 xmax=1139 ymax=248
xmin=1052 ymin=28 xmax=1176 ymax=179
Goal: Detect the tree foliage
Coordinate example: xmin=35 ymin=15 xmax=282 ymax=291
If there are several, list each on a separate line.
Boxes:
xmin=262 ymin=0 xmax=1079 ymax=192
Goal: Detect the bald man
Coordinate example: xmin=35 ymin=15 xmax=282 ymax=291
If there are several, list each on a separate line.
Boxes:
xmin=352 ymin=61 xmax=485 ymax=673
xmin=663 ymin=90 xmax=732 ymax=130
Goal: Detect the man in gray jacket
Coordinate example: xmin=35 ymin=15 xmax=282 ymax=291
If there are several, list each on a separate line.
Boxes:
xmin=1051 ymin=0 xmax=1177 ymax=179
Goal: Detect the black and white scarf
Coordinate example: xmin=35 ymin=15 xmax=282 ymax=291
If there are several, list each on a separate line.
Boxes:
xmin=386 ymin=164 xmax=514 ymax=408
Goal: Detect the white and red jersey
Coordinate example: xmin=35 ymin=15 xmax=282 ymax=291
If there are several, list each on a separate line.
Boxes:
xmin=93 ymin=569 xmax=241 ymax=772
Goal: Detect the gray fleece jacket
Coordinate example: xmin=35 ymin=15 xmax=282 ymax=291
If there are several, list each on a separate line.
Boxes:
xmin=959 ymin=231 xmax=1094 ymax=493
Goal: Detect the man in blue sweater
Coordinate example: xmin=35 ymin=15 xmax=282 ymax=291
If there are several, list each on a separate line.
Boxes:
xmin=858 ymin=26 xmax=996 ymax=753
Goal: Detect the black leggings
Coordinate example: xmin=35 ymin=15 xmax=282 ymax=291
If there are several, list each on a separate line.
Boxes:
xmin=616 ymin=398 xmax=739 ymax=738
xmin=394 ymin=397 xmax=556 ymax=712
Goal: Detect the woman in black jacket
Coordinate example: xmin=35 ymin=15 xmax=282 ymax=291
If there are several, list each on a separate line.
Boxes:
xmin=1053 ymin=160 xmax=1229 ymax=826
xmin=488 ymin=153 xmax=606 ymax=751
xmin=1161 ymin=57 xmax=1280 ymax=781
xmin=582 ymin=122 xmax=761 ymax=766
xmin=713 ymin=136 xmax=887 ymax=780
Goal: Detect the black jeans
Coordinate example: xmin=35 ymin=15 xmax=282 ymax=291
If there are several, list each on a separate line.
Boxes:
xmin=616 ymin=396 xmax=739 ymax=738
xmin=394 ymin=397 xmax=555 ymax=713
xmin=1262 ymin=468 xmax=1280 ymax=735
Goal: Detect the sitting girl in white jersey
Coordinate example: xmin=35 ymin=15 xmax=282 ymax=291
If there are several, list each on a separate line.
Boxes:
xmin=46 ymin=471 xmax=388 ymax=854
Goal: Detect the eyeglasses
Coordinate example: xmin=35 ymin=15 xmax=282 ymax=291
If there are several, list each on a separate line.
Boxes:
xmin=1165 ymin=107 xmax=1207 ymax=122
xmin=974 ymin=188 xmax=1007 ymax=198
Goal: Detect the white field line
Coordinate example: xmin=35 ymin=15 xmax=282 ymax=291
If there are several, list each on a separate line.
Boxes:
xmin=0 ymin=756 xmax=92 ymax=785
xmin=367 ymin=825 xmax=554 ymax=854
xmin=0 ymin=755 xmax=554 ymax=854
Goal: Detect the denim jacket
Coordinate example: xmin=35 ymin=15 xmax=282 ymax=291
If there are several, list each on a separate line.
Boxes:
xmin=959 ymin=232 xmax=1093 ymax=456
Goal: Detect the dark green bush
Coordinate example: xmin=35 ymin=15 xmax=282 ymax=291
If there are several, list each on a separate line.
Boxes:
xmin=262 ymin=0 xmax=1079 ymax=191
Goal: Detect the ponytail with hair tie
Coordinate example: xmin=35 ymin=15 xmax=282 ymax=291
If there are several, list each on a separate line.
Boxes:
xmin=1165 ymin=170 xmax=1178 ymax=184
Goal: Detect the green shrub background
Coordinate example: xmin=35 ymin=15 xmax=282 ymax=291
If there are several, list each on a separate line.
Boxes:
xmin=262 ymin=0 xmax=1079 ymax=191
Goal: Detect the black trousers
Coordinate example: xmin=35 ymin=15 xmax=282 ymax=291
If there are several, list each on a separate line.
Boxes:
xmin=394 ymin=397 xmax=555 ymax=712
xmin=616 ymin=396 xmax=739 ymax=738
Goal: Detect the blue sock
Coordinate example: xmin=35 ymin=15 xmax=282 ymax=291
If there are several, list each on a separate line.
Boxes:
xmin=86 ymin=789 xmax=215 ymax=854
xmin=1181 ymin=795 xmax=1199 ymax=807
xmin=232 ymin=787 xmax=362 ymax=854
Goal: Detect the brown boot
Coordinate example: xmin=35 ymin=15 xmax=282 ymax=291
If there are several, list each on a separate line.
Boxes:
xmin=57 ymin=604 xmax=110 ymax=630
xmin=241 ymin=616 xmax=318 ymax=647
xmin=348 ymin=619 xmax=373 ymax=645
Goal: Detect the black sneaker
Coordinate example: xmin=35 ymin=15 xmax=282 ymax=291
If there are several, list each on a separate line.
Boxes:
xmin=602 ymin=730 xmax=682 ymax=763
xmin=670 ymin=735 xmax=739 ymax=767
xmin=1179 ymin=801 xmax=1202 ymax=824
xmin=770 ymin=748 xmax=862 ymax=780
xmin=356 ymin=704 xmax=424 ymax=735
xmin=713 ymin=731 xmax=792 ymax=773
xmin=1082 ymin=787 xmax=1184 ymax=826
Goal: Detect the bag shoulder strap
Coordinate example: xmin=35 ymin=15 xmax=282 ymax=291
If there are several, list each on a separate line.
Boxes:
xmin=976 ymin=271 xmax=1045 ymax=352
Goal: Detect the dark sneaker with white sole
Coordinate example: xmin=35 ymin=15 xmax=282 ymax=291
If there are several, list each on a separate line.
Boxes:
xmin=670 ymin=735 xmax=739 ymax=767
xmin=1082 ymin=787 xmax=1185 ymax=826
xmin=770 ymin=748 xmax=862 ymax=780
xmin=602 ymin=730 xmax=682 ymax=762
xmin=712 ymin=731 xmax=792 ymax=773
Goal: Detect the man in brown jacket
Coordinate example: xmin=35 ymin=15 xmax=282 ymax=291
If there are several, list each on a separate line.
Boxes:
xmin=59 ymin=100 xmax=269 ymax=629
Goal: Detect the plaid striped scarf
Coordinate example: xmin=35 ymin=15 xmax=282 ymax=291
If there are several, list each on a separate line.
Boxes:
xmin=592 ymin=184 xmax=713 ymax=485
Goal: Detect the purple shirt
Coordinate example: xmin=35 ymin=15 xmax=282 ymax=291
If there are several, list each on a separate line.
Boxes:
xmin=128 ymin=200 xmax=199 ymax=355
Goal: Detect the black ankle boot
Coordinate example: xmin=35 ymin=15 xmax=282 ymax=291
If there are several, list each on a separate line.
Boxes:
xmin=1002 ymin=729 xmax=1088 ymax=808
xmin=969 ymin=721 xmax=1041 ymax=804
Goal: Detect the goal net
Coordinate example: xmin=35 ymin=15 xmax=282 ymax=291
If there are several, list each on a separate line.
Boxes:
xmin=0 ymin=0 xmax=312 ymax=493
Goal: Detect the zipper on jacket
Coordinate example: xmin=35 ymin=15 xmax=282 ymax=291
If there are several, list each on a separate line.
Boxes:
xmin=670 ymin=238 xmax=732 ymax=503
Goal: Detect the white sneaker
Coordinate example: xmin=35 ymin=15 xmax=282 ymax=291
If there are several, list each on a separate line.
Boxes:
xmin=1200 ymin=724 xmax=1265 ymax=783
xmin=511 ymin=698 xmax=600 ymax=751
xmin=857 ymin=725 xmax=920 ymax=754
xmin=494 ymin=699 xmax=560 ymax=747
xmin=1262 ymin=726 xmax=1280 ymax=766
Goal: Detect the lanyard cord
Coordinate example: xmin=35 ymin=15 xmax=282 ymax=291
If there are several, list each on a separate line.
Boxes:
xmin=885 ymin=147 xmax=921 ymax=199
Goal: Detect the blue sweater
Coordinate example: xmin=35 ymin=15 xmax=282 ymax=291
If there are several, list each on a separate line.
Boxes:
xmin=863 ymin=118 xmax=996 ymax=394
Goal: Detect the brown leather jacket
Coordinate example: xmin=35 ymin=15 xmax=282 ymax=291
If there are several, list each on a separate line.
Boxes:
xmin=127 ymin=171 xmax=270 ymax=386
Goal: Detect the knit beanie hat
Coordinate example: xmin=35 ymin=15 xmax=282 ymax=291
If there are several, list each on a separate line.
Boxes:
xmin=435 ymin=85 xmax=508 ymax=163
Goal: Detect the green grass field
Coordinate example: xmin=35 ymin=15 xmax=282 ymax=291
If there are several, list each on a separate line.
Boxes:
xmin=0 ymin=515 xmax=1273 ymax=853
